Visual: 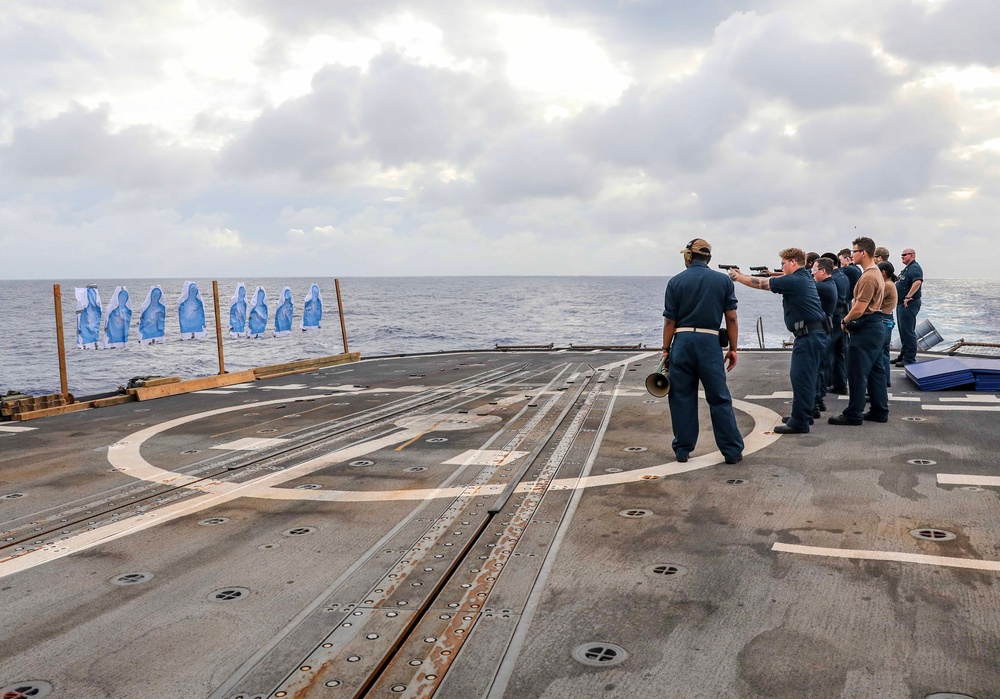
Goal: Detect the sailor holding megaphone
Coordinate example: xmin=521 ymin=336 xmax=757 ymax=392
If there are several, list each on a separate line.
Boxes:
xmin=658 ymin=239 xmax=744 ymax=465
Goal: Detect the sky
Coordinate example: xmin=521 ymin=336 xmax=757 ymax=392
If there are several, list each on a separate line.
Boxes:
xmin=2 ymin=0 xmax=999 ymax=279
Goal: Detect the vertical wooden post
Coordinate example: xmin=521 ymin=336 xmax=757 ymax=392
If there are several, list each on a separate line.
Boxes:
xmin=335 ymin=278 xmax=349 ymax=354
xmin=53 ymin=284 xmax=70 ymax=401
xmin=212 ymin=280 xmax=226 ymax=375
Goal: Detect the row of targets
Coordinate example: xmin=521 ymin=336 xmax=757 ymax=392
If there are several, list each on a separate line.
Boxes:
xmin=75 ymin=282 xmax=323 ymax=348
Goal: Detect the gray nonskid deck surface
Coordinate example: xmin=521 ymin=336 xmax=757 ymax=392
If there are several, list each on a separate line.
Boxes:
xmin=1 ymin=350 xmax=998 ymax=699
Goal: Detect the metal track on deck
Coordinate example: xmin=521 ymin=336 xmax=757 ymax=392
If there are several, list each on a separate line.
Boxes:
xmin=214 ymin=363 xmax=622 ymax=698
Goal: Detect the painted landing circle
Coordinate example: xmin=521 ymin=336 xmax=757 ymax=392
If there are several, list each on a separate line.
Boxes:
xmin=106 ymin=393 xmax=783 ymax=502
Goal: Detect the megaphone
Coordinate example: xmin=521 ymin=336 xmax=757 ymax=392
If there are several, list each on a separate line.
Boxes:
xmin=644 ymin=357 xmax=670 ymax=397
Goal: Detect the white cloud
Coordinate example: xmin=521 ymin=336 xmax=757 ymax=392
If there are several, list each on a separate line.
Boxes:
xmin=2 ymin=0 xmax=1000 ymax=279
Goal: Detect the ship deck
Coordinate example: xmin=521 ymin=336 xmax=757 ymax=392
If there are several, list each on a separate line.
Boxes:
xmin=1 ymin=349 xmax=999 ymax=699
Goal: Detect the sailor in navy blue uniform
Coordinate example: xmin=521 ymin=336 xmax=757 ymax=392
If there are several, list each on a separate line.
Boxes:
xmin=822 ymin=252 xmax=849 ymax=394
xmin=661 ymin=239 xmax=743 ymax=465
xmin=730 ymin=248 xmax=829 ymax=434
xmin=894 ymin=248 xmax=924 ymax=365
xmin=811 ymin=257 xmax=839 ymax=414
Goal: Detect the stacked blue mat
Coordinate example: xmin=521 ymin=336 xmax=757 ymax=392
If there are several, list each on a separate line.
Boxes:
xmin=905 ymin=356 xmax=1000 ymax=391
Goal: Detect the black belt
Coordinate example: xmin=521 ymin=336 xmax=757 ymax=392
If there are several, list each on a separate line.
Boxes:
xmin=792 ymin=319 xmax=828 ymax=337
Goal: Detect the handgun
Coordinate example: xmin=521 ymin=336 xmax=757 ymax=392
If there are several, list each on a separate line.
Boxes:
xmin=749 ymin=265 xmax=770 ymax=277
xmin=717 ymin=264 xmax=740 ymax=271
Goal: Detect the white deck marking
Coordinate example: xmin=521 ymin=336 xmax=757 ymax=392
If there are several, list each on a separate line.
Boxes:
xmin=311 ymin=385 xmax=366 ymax=392
xmin=443 ymin=450 xmax=528 ymax=466
xmin=0 ymin=425 xmax=37 ymax=433
xmin=937 ymin=473 xmax=1000 ymax=487
xmin=1 ymin=392 xmax=781 ymax=579
xmin=745 ymin=391 xmax=794 ymax=399
xmin=257 ymin=384 xmax=309 ymax=390
xmin=773 ymin=542 xmax=1000 ymax=572
xmin=211 ymin=437 xmax=289 ymax=451
xmin=923 ymin=404 xmax=1000 ymax=412
xmin=101 ymin=394 xmax=780 ymax=501
xmin=594 ymin=351 xmax=658 ymax=370
xmin=838 ymin=394 xmax=920 ymax=402
xmin=197 ymin=389 xmax=240 ymax=395
xmin=939 ymin=395 xmax=1000 ymax=403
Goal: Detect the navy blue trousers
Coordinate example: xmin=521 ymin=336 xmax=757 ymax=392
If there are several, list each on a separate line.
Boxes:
xmin=896 ymin=299 xmax=921 ymax=363
xmin=881 ymin=318 xmax=894 ymax=387
xmin=845 ymin=317 xmax=889 ymax=420
xmin=814 ymin=331 xmax=832 ymax=405
xmin=789 ymin=331 xmax=826 ymax=431
xmin=831 ymin=327 xmax=848 ymax=390
xmin=667 ymin=333 xmax=744 ymax=461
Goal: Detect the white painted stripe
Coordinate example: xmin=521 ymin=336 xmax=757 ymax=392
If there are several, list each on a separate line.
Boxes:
xmin=772 ymin=542 xmax=1000 ymax=571
xmin=211 ymin=437 xmax=289 ymax=451
xmin=594 ymin=351 xmax=659 ymax=370
xmin=197 ymin=389 xmax=239 ymax=395
xmin=922 ymin=405 xmax=1000 ymax=412
xmin=745 ymin=391 xmax=794 ymax=399
xmin=0 ymin=425 xmax=37 ymax=433
xmin=939 ymin=395 xmax=1000 ymax=403
xmin=937 ymin=473 xmax=1000 ymax=487
xmin=838 ymin=395 xmax=920 ymax=402
xmin=258 ymin=384 xmax=309 ymax=390
xmin=443 ymin=450 xmax=528 ymax=466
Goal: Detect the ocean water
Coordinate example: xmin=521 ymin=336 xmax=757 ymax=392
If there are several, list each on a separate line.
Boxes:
xmin=0 ymin=276 xmax=995 ymax=397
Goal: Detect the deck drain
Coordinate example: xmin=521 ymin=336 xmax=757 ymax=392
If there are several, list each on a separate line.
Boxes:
xmin=0 ymin=681 xmax=53 ymax=698
xmin=283 ymin=527 xmax=317 ymax=536
xmin=619 ymin=509 xmax=652 ymax=518
xmin=210 ymin=587 xmax=250 ymax=601
xmin=426 ymin=437 xmax=448 ymax=443
xmin=111 ymin=572 xmax=154 ymax=586
xmin=925 ymin=694 xmax=978 ymax=699
xmin=907 ymin=459 xmax=937 ymax=466
xmin=257 ymin=543 xmax=279 ymax=550
xmin=350 ymin=460 xmax=375 ymax=467
xmin=910 ymin=528 xmax=957 ymax=541
xmin=572 ymin=642 xmax=629 ymax=667
xmin=902 ymin=417 xmax=926 ymax=422
xmin=1 ymin=493 xmax=26 ymax=500
xmin=642 ymin=399 xmax=659 ymax=404
xmin=258 ymin=429 xmax=279 ymax=433
xmin=648 ymin=564 xmax=688 ymax=577
xmin=623 ymin=447 xmax=647 ymax=453
xmin=199 ymin=517 xmax=230 ymax=526
xmin=960 ymin=486 xmax=985 ymax=492
xmin=405 ymin=467 xmax=427 ymax=472
xmin=180 ymin=449 xmax=200 ymax=454
xmin=605 ymin=468 xmax=622 ymax=473
xmin=295 ymin=484 xmax=323 ymax=490
xmin=724 ymin=479 xmax=749 ymax=485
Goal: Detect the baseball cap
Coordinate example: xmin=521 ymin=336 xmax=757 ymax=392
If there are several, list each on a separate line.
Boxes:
xmin=682 ymin=238 xmax=712 ymax=255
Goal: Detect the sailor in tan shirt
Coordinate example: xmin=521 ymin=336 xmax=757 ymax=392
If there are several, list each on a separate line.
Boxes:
xmin=828 ymin=236 xmax=890 ymax=425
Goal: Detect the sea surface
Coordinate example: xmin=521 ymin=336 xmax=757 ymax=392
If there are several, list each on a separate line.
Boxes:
xmin=1 ymin=276 xmax=996 ymax=397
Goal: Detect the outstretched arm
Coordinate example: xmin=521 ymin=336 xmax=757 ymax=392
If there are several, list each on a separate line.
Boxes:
xmin=728 ymin=268 xmax=771 ymax=290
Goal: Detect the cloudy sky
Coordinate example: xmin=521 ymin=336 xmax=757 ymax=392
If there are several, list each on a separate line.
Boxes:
xmin=2 ymin=0 xmax=998 ymax=279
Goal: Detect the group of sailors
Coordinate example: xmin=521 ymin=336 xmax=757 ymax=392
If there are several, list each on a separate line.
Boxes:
xmin=659 ymin=237 xmax=924 ymax=463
